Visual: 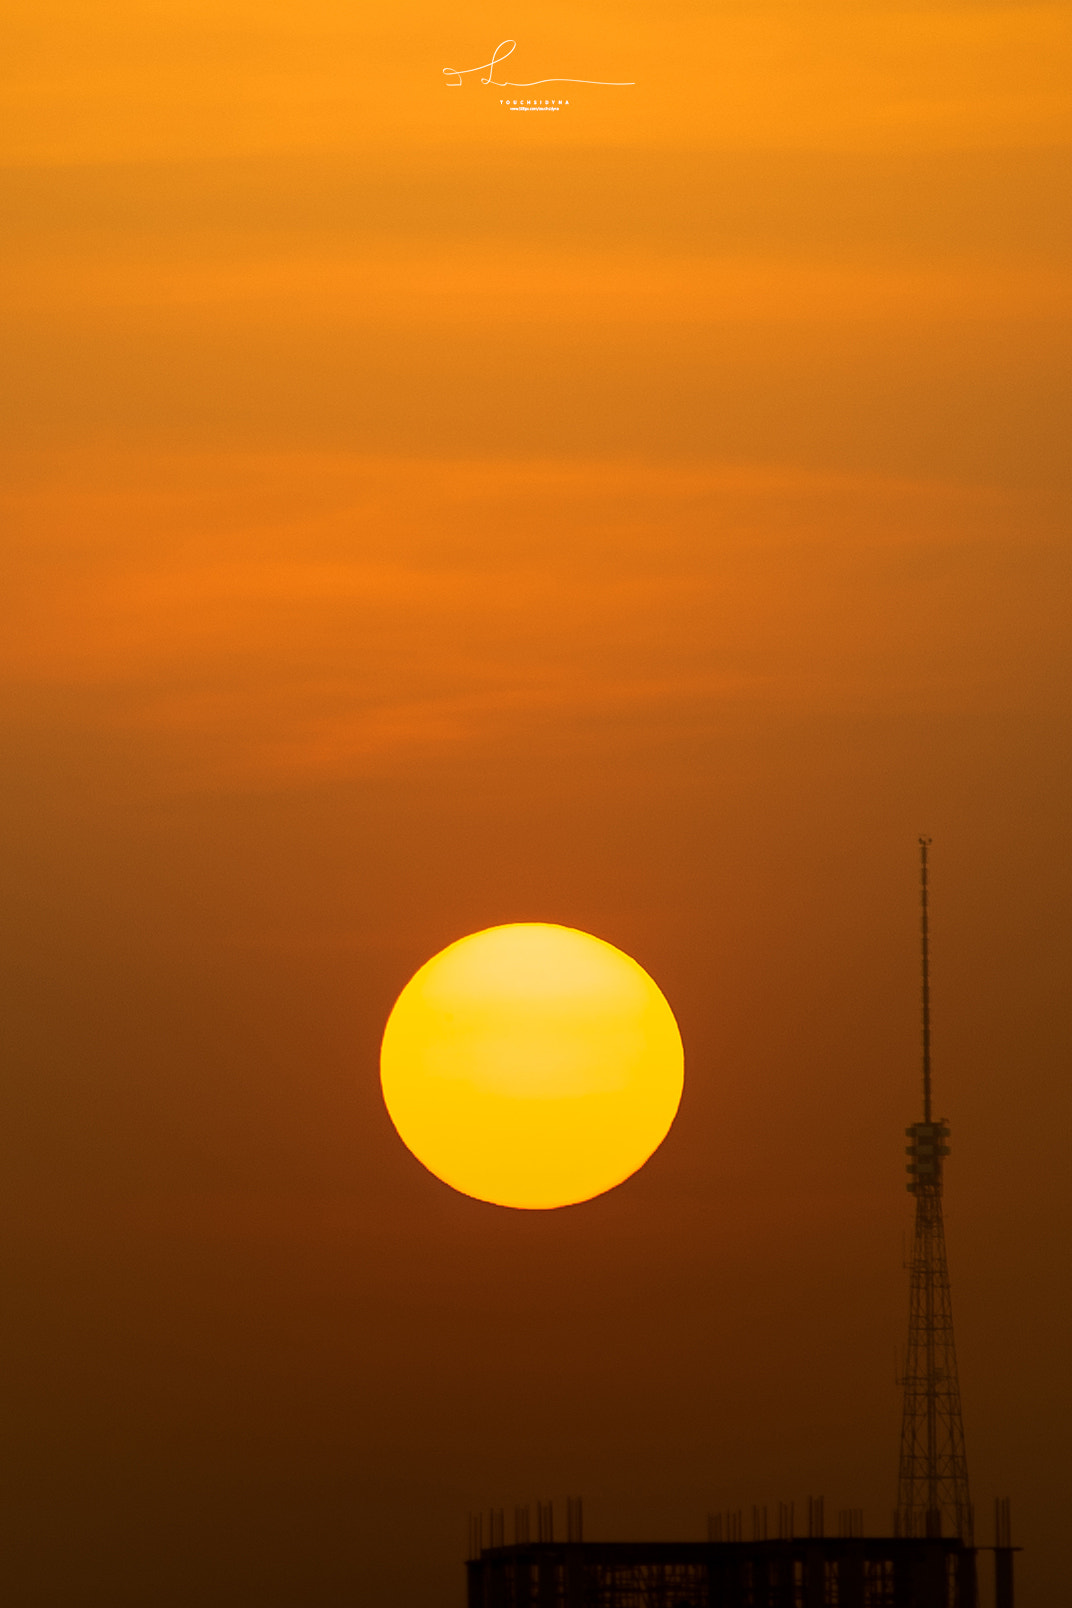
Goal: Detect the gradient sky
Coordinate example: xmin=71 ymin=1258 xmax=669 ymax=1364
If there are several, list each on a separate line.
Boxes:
xmin=2 ymin=3 xmax=1070 ymax=1605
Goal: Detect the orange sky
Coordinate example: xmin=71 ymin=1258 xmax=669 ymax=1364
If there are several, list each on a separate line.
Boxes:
xmin=2 ymin=3 xmax=1070 ymax=1606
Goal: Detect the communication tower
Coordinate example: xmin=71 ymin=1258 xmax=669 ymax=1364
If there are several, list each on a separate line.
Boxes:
xmin=896 ymin=839 xmax=972 ymax=1541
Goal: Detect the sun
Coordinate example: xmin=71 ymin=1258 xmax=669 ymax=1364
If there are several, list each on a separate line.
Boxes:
xmin=379 ymin=923 xmax=684 ymax=1209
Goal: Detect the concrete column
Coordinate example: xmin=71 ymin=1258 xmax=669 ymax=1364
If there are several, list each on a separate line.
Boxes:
xmin=537 ymin=1554 xmax=557 ymax=1608
xmin=839 ymin=1547 xmax=864 ymax=1608
xmin=564 ymin=1549 xmax=584 ymax=1608
xmin=804 ymin=1546 xmax=825 ymax=1608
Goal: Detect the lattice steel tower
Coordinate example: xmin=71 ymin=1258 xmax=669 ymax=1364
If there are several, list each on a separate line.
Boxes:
xmin=896 ymin=839 xmax=972 ymax=1542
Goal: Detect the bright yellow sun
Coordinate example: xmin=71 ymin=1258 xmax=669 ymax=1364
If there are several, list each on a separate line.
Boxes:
xmin=380 ymin=923 xmax=684 ymax=1209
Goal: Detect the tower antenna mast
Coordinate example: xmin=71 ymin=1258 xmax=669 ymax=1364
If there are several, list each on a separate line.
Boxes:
xmin=921 ymin=837 xmax=932 ymax=1123
xmin=897 ymin=839 xmax=973 ymax=1543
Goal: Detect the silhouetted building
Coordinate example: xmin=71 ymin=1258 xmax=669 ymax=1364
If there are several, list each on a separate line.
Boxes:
xmin=466 ymin=1535 xmax=986 ymax=1608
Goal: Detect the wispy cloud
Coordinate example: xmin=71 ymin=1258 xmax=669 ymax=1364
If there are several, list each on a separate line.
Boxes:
xmin=3 ymin=452 xmax=1063 ymax=790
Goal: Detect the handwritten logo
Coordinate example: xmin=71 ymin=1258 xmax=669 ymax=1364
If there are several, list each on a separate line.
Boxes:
xmin=442 ymin=39 xmax=634 ymax=90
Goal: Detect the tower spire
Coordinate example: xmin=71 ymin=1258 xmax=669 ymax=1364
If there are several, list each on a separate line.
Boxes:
xmin=897 ymin=840 xmax=973 ymax=1543
xmin=920 ymin=836 xmax=932 ymax=1123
